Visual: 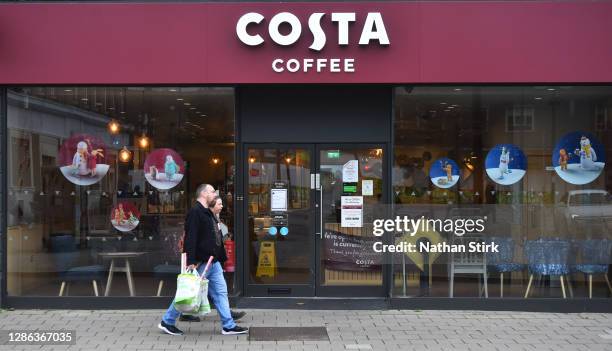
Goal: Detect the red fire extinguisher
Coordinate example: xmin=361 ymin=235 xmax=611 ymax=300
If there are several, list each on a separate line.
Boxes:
xmin=224 ymin=239 xmax=236 ymax=272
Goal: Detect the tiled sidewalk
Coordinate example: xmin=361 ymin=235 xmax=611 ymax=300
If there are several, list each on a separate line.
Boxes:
xmin=0 ymin=309 xmax=611 ymax=350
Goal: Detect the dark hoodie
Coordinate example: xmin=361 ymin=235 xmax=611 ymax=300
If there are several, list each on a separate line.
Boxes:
xmin=183 ymin=201 xmax=227 ymax=266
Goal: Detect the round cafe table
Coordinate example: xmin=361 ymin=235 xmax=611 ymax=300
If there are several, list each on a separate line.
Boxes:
xmin=98 ymin=252 xmax=146 ymax=297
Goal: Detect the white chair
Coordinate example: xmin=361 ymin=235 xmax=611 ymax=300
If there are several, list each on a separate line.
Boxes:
xmin=449 ymin=235 xmax=488 ymax=298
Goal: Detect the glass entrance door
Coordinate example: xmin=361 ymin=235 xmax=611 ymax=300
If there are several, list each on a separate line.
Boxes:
xmin=245 ymin=145 xmax=315 ymax=296
xmin=316 ymin=145 xmax=386 ymax=296
xmin=244 ymin=144 xmax=386 ymax=297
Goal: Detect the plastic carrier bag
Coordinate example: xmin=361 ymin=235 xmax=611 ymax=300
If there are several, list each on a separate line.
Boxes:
xmin=173 ymin=254 xmax=213 ymax=314
xmin=184 ymin=278 xmax=210 ymax=316
xmin=173 ymin=269 xmax=201 ymax=313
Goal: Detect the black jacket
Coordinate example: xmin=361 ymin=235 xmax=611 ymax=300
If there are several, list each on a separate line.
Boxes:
xmin=183 ymin=201 xmax=227 ymax=266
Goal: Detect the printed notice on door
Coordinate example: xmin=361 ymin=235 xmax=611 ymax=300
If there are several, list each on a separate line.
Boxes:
xmin=362 ymin=179 xmax=373 ymax=196
xmin=271 ymin=188 xmax=288 ymax=212
xmin=341 ymin=196 xmax=363 ymax=227
xmin=342 ymin=160 xmax=359 ymax=183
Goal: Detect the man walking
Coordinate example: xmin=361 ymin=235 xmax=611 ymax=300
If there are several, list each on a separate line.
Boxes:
xmin=158 ymin=184 xmax=248 ymax=335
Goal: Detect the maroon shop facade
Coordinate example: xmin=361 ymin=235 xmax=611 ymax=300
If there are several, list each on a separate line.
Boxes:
xmin=1 ymin=1 xmax=612 ymax=311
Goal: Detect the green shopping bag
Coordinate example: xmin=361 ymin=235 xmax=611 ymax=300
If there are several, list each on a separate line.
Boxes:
xmin=173 ymin=269 xmax=202 ymax=313
xmin=175 ymin=254 xmax=214 ymax=315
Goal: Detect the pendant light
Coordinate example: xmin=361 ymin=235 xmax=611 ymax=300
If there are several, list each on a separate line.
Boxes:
xmin=119 ymin=146 xmax=132 ymax=163
xmin=138 ymin=133 xmax=150 ymax=149
xmin=108 ymin=119 xmax=121 ymax=134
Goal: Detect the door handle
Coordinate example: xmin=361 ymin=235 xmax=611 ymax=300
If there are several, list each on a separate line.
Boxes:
xmin=318 ymin=184 xmax=323 ymax=239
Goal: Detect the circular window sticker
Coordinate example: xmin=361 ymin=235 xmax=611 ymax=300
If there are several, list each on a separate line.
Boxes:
xmin=485 ymin=144 xmax=527 ymax=185
xmin=553 ymin=131 xmax=606 ymax=185
xmin=429 ymin=158 xmax=460 ymax=189
xmin=58 ymin=134 xmax=109 ymax=186
xmin=144 ymin=149 xmax=185 ymax=190
xmin=111 ymin=201 xmax=140 ymax=232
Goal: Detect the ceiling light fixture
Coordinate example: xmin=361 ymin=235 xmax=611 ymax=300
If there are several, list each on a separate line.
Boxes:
xmin=119 ymin=146 xmax=132 ymax=163
xmin=138 ymin=134 xmax=150 ymax=149
xmin=108 ymin=119 xmax=120 ymax=134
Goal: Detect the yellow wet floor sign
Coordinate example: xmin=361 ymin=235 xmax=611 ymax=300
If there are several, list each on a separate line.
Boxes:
xmin=256 ymin=241 xmax=277 ymax=278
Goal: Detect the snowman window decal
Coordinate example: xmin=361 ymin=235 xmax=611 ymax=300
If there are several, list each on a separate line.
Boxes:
xmin=553 ymin=131 xmax=605 ymax=185
xmin=58 ymin=134 xmax=110 ymax=186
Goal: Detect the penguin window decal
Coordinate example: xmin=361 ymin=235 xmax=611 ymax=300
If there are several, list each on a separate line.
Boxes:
xmin=144 ymin=148 xmax=186 ymax=190
xmin=485 ymin=144 xmax=527 ymax=186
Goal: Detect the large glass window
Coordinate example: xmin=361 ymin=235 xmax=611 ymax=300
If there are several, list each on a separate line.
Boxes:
xmin=393 ymin=86 xmax=612 ymax=299
xmin=6 ymin=87 xmax=236 ymax=297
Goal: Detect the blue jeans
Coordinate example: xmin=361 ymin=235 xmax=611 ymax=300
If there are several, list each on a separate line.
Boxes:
xmin=162 ymin=262 xmax=236 ymax=329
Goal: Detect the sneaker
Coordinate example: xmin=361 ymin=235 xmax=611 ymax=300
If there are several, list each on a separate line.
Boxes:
xmin=179 ymin=314 xmax=201 ymax=322
xmin=221 ymin=325 xmax=249 ymax=335
xmin=158 ymin=320 xmax=184 ymax=336
xmin=230 ymin=310 xmax=246 ymax=321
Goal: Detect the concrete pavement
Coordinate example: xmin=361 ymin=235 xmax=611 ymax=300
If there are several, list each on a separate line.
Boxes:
xmin=0 ymin=309 xmax=610 ymax=350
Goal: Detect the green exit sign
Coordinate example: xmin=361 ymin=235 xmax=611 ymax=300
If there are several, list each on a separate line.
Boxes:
xmin=327 ymin=150 xmax=340 ymax=159
xmin=343 ymin=185 xmax=357 ymax=193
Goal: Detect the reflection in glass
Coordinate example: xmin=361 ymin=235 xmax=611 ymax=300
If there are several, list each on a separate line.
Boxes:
xmin=247 ymin=148 xmax=312 ymax=285
xmin=319 ymin=147 xmax=384 ymax=287
xmin=393 ymin=86 xmax=612 ymax=299
xmin=6 ymin=87 xmax=235 ymax=297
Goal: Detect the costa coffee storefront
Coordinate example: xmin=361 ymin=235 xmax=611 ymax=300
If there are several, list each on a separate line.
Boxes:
xmin=1 ymin=1 xmax=612 ymax=312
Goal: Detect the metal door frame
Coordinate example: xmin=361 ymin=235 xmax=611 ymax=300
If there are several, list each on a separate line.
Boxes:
xmin=243 ymin=143 xmax=390 ymax=297
xmin=243 ymin=143 xmax=316 ymax=297
xmin=314 ymin=143 xmax=389 ymax=297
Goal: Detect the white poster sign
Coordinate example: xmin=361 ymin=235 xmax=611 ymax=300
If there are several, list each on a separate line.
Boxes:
xmin=341 ymin=196 xmax=363 ymax=228
xmin=271 ymin=188 xmax=288 ymax=212
xmin=342 ymin=160 xmax=359 ymax=183
xmin=362 ymin=180 xmax=373 ymax=196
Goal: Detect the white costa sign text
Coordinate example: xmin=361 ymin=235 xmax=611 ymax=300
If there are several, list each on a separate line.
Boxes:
xmin=236 ymin=12 xmax=390 ymax=73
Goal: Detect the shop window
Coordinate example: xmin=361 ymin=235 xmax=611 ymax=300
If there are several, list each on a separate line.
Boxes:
xmin=6 ymin=87 xmax=236 ymax=297
xmin=393 ymin=86 xmax=612 ymax=299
